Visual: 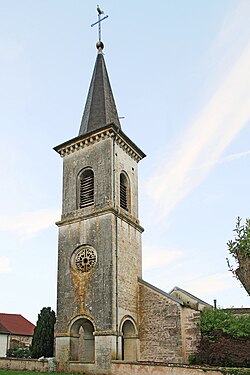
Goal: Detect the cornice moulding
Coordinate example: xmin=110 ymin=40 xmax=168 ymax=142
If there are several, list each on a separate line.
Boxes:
xmin=54 ymin=123 xmax=146 ymax=163
xmin=56 ymin=206 xmax=144 ymax=233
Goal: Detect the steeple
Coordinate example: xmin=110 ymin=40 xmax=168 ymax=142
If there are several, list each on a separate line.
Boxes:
xmin=78 ymin=43 xmax=121 ymax=136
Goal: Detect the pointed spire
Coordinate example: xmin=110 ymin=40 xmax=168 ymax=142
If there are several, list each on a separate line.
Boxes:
xmin=78 ymin=45 xmax=121 ymax=136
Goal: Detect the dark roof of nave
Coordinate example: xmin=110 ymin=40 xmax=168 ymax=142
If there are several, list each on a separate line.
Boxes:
xmin=78 ymin=50 xmax=121 ymax=136
xmin=138 ymin=279 xmax=184 ymax=305
xmin=169 ymin=286 xmax=212 ymax=307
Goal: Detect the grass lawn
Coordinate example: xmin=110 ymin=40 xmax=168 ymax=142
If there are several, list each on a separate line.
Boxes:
xmin=0 ymin=371 xmax=76 ymax=375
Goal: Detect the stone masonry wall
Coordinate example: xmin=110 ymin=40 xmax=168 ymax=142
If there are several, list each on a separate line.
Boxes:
xmin=9 ymin=334 xmax=32 ymax=348
xmin=115 ymin=138 xmax=139 ymax=220
xmin=62 ymin=137 xmax=113 ymax=215
xmin=138 ymin=281 xmax=183 ymax=363
xmin=115 ymin=131 xmax=143 ymax=327
xmin=56 ymin=214 xmax=115 ymax=334
xmin=0 ymin=358 xmax=49 ymax=372
xmin=111 ymin=362 xmax=229 ymax=375
xmin=181 ymin=308 xmax=201 ymax=362
xmin=56 ymin=138 xmax=116 ymax=335
xmin=117 ymin=218 xmax=142 ymax=323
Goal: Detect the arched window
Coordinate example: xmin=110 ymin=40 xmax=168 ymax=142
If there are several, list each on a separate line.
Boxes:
xmin=79 ymin=169 xmax=94 ymax=208
xmin=120 ymin=172 xmax=130 ymax=211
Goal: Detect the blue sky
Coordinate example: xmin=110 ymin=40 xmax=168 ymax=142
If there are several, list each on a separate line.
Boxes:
xmin=0 ymin=0 xmax=250 ymax=324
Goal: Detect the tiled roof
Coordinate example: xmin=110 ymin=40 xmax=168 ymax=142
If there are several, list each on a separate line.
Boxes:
xmin=0 ymin=322 xmax=9 ymax=334
xmin=0 ymin=314 xmax=35 ymax=336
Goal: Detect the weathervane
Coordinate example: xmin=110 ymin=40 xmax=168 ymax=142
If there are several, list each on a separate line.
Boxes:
xmin=91 ymin=5 xmax=108 ymax=49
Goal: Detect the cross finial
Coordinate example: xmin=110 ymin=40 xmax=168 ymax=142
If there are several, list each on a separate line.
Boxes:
xmin=91 ymin=5 xmax=109 ymax=51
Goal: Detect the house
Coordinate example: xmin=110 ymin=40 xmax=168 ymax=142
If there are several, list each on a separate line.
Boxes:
xmin=0 ymin=314 xmax=35 ymax=357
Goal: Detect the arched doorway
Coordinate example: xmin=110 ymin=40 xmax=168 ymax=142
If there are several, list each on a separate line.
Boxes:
xmin=70 ymin=318 xmax=95 ymax=362
xmin=121 ymin=319 xmax=137 ymax=361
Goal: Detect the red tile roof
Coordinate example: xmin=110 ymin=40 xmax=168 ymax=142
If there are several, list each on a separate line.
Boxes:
xmin=0 ymin=322 xmax=8 ymax=334
xmin=0 ymin=314 xmax=35 ymax=336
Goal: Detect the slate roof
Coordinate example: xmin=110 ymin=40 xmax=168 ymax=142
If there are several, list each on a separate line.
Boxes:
xmin=78 ymin=50 xmax=121 ymax=136
xmin=169 ymin=286 xmax=212 ymax=308
xmin=0 ymin=314 xmax=35 ymax=336
xmin=138 ymin=278 xmax=185 ymax=305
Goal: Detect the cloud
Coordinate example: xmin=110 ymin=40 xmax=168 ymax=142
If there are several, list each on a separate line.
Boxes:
xmin=216 ymin=0 xmax=250 ymax=54
xmin=0 ymin=256 xmax=12 ymax=273
xmin=193 ymin=149 xmax=250 ymax=171
xmin=142 ymin=245 xmax=182 ymax=272
xmin=147 ymin=34 xmax=250 ymax=221
xmin=219 ymin=150 xmax=250 ymax=164
xmin=0 ymin=208 xmax=60 ymax=240
xmin=185 ymin=272 xmax=235 ymax=297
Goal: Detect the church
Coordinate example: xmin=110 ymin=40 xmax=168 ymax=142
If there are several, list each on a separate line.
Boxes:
xmin=53 ymin=35 xmax=201 ymax=374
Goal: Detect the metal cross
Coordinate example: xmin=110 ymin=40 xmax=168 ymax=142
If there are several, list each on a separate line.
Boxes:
xmin=91 ymin=5 xmax=109 ymax=42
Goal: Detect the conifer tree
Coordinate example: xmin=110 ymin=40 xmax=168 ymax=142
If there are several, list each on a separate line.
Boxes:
xmin=31 ymin=307 xmax=56 ymax=358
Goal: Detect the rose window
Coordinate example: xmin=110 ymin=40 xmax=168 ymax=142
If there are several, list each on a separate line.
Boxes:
xmin=74 ymin=246 xmax=97 ymax=273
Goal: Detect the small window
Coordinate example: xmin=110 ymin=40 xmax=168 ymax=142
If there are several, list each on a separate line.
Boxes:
xmin=120 ymin=172 xmax=129 ymax=211
xmin=79 ymin=169 xmax=94 ymax=208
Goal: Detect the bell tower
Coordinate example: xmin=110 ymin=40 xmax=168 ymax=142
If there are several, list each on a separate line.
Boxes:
xmin=54 ymin=39 xmax=145 ymax=373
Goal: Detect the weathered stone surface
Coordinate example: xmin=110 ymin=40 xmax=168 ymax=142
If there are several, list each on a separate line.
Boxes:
xmin=111 ymin=362 xmax=228 ymax=375
xmin=181 ymin=308 xmax=201 ymax=362
xmin=0 ymin=358 xmax=49 ymax=372
xmin=138 ymin=281 xmax=183 ymax=363
xmin=55 ymin=128 xmax=144 ymax=372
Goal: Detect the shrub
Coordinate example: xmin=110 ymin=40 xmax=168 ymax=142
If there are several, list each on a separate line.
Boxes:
xmin=192 ymin=309 xmax=250 ymax=367
xmin=201 ymin=308 xmax=250 ymax=339
xmin=7 ymin=347 xmax=31 ymax=358
xmin=195 ymin=333 xmax=250 ymax=367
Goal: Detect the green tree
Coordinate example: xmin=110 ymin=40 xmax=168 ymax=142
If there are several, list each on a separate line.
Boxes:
xmin=201 ymin=308 xmax=250 ymax=339
xmin=191 ymin=308 xmax=250 ymax=367
xmin=30 ymin=307 xmax=56 ymax=358
xmin=227 ymin=216 xmax=250 ymax=296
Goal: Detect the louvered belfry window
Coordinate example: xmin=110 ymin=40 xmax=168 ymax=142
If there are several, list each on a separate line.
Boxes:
xmin=120 ymin=173 xmax=128 ymax=211
xmin=79 ymin=169 xmax=94 ymax=208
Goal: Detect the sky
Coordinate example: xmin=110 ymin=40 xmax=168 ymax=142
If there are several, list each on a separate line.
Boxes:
xmin=0 ymin=0 xmax=250 ymax=324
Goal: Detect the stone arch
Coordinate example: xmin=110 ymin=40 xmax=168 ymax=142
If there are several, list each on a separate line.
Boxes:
xmin=120 ymin=317 xmax=137 ymax=361
xmin=69 ymin=317 xmax=95 ymax=362
xmin=120 ymin=171 xmax=131 ymax=212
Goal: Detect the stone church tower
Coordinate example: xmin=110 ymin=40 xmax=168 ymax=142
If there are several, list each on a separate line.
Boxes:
xmin=54 ymin=41 xmax=145 ymax=373
xmin=54 ymin=40 xmax=201 ymax=374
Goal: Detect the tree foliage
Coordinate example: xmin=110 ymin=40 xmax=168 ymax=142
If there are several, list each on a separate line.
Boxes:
xmin=201 ymin=308 xmax=250 ymax=339
xmin=195 ymin=334 xmax=250 ymax=368
xmin=191 ymin=308 xmax=250 ymax=367
xmin=30 ymin=307 xmax=56 ymax=358
xmin=227 ymin=217 xmax=250 ymax=296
